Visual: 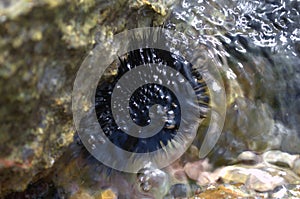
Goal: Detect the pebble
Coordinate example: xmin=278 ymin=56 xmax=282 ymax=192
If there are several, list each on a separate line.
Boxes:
xmin=69 ymin=191 xmax=93 ymax=199
xmin=217 ymin=150 xmax=300 ymax=192
xmin=292 ymin=158 xmax=300 ymax=176
xmin=218 ymin=166 xmax=249 ymax=184
xmin=236 ymin=150 xmax=259 ymax=164
xmin=271 ymin=185 xmax=300 ymax=199
xmin=168 ymin=184 xmax=188 ymax=198
xmin=263 ymin=150 xmax=298 ymax=168
xmin=194 ymin=184 xmax=251 ymax=199
xmin=245 ymin=169 xmax=285 ymax=192
xmin=99 ymin=189 xmax=118 ymax=199
xmin=183 ymin=159 xmax=216 ymax=186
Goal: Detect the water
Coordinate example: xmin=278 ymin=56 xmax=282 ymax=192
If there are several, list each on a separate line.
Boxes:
xmin=147 ymin=0 xmax=299 ymax=164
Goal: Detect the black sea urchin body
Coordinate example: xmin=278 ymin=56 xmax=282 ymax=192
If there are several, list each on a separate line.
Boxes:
xmin=95 ymin=48 xmax=209 ymax=153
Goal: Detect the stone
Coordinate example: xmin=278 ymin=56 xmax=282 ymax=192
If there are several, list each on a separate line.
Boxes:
xmin=70 ymin=191 xmax=93 ymax=199
xmin=217 ymin=150 xmax=300 ymax=192
xmin=263 ymin=150 xmax=298 ymax=168
xmin=218 ymin=166 xmax=249 ymax=184
xmin=236 ymin=151 xmax=259 ymax=165
xmin=271 ymin=185 xmax=300 ymax=199
xmin=293 ymin=158 xmax=300 ymax=176
xmin=98 ymin=189 xmax=118 ymax=199
xmin=0 ymin=0 xmax=169 ymax=196
xmin=168 ymin=183 xmax=188 ymax=198
xmin=245 ymin=169 xmax=285 ymax=192
xmin=195 ymin=184 xmax=251 ymax=199
xmin=183 ymin=159 xmax=217 ymax=185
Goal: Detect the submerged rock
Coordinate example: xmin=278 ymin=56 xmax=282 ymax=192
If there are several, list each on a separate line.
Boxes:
xmin=194 ymin=183 xmax=300 ymax=199
xmin=293 ymin=158 xmax=300 ymax=176
xmin=236 ymin=151 xmax=260 ymax=165
xmin=0 ymin=0 xmax=168 ymax=196
xmin=215 ymin=150 xmax=300 ymax=192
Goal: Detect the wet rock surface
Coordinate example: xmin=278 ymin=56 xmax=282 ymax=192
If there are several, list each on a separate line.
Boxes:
xmin=0 ymin=0 xmax=300 ymax=198
xmin=0 ymin=0 xmax=168 ymax=196
xmin=4 ymin=146 xmax=300 ymax=198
